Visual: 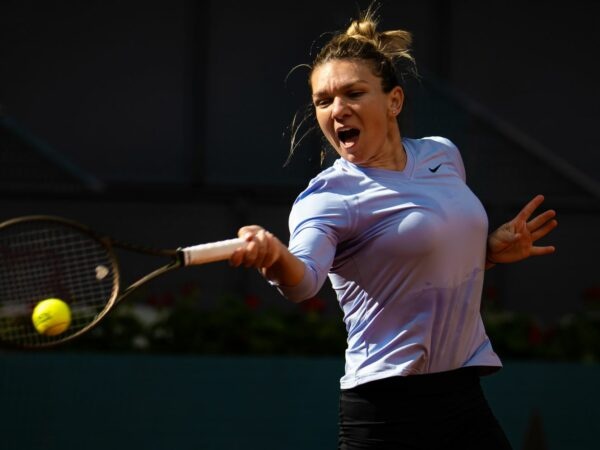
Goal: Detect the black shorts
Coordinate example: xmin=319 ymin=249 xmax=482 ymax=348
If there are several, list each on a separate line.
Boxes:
xmin=338 ymin=367 xmax=512 ymax=450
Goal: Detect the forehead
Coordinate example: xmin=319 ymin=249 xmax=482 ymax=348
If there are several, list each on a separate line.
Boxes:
xmin=310 ymin=59 xmax=379 ymax=94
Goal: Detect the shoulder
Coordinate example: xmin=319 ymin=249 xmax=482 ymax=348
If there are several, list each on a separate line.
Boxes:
xmin=288 ymin=160 xmax=358 ymax=233
xmin=293 ymin=159 xmax=363 ymax=205
xmin=406 ymin=136 xmax=465 ymax=180
xmin=407 ymin=136 xmax=459 ymax=156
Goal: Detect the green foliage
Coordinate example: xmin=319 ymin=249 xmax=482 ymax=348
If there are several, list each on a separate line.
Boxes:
xmin=481 ymin=285 xmax=600 ymax=363
xmin=71 ymin=286 xmax=347 ymax=356
xmin=68 ymin=283 xmax=600 ymax=362
xmin=483 ymin=310 xmax=600 ymax=362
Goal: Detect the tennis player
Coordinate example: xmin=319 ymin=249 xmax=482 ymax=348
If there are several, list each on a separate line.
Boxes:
xmin=230 ymin=8 xmax=557 ymax=449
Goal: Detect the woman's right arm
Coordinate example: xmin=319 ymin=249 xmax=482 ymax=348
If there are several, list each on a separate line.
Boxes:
xmin=228 ymin=225 xmax=306 ymax=292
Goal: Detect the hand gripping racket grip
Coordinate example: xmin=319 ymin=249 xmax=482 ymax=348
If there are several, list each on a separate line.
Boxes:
xmin=181 ymin=238 xmax=246 ymax=265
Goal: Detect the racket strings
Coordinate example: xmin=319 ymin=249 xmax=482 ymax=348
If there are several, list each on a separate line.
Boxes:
xmin=0 ymin=222 xmax=117 ymax=347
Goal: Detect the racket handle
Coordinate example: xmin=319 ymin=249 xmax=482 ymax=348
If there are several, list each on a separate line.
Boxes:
xmin=181 ymin=237 xmax=246 ymax=265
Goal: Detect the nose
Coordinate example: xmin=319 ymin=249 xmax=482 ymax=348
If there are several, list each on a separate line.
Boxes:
xmin=331 ymin=97 xmax=350 ymax=119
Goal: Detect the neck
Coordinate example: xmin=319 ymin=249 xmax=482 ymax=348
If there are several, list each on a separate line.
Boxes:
xmin=378 ymin=129 xmax=406 ymax=171
xmin=391 ymin=141 xmax=407 ymax=171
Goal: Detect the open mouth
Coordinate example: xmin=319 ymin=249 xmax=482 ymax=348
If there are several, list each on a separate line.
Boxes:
xmin=337 ymin=128 xmax=360 ymax=146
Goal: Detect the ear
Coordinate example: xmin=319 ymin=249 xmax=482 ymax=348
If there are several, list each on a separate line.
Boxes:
xmin=388 ymin=86 xmax=404 ymax=117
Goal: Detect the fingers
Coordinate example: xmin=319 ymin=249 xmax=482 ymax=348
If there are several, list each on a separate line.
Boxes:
xmin=488 ymin=195 xmax=558 ymax=264
xmin=244 ymin=229 xmax=270 ymax=268
xmin=237 ymin=225 xmax=264 ymax=238
xmin=230 ymin=226 xmax=282 ymax=269
xmin=526 ymin=208 xmax=556 ymax=231
xmin=524 ymin=198 xmax=557 ymax=242
xmin=530 ymin=217 xmax=558 ymax=242
xmin=530 ymin=245 xmax=556 ymax=257
xmin=514 ymin=194 xmax=546 ymax=223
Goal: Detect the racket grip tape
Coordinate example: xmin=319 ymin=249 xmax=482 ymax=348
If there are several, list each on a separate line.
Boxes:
xmin=182 ymin=238 xmax=246 ymax=265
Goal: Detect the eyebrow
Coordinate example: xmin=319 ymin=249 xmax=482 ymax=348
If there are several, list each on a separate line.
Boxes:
xmin=311 ymin=79 xmax=369 ymax=98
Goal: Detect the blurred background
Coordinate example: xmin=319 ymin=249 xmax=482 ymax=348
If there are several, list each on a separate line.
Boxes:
xmin=1 ymin=0 xmax=599 ymax=449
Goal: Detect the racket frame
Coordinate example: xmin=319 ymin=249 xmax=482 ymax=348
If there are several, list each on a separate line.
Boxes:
xmin=0 ymin=215 xmax=185 ymax=348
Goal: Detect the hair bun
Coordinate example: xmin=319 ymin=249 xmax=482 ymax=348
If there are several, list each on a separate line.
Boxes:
xmin=346 ymin=19 xmax=378 ymax=40
xmin=345 ymin=18 xmax=414 ymax=63
xmin=379 ymin=29 xmax=413 ymax=61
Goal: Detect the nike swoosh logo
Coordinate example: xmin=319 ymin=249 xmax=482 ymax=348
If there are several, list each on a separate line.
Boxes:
xmin=429 ymin=164 xmax=442 ymax=173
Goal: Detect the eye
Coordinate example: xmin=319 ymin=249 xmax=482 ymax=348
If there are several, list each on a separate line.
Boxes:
xmin=348 ymin=91 xmax=364 ymax=99
xmin=314 ymin=98 xmax=332 ymax=108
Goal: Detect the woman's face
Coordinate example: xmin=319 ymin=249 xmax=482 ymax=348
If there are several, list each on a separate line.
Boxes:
xmin=310 ymin=58 xmax=403 ymax=168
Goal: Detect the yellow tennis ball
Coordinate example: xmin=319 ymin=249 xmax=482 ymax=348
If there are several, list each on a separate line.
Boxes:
xmin=32 ymin=298 xmax=72 ymax=336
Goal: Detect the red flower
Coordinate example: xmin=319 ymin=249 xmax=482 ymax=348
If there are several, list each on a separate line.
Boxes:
xmin=244 ymin=294 xmax=260 ymax=310
xmin=180 ymin=282 xmax=198 ymax=297
xmin=301 ymin=297 xmax=326 ymax=313
xmin=483 ymin=285 xmax=498 ymax=301
xmin=146 ymin=292 xmax=175 ymax=308
xmin=528 ymin=323 xmax=544 ymax=346
xmin=146 ymin=294 xmax=160 ymax=307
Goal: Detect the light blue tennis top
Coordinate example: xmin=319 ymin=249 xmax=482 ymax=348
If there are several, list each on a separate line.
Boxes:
xmin=277 ymin=136 xmax=502 ymax=389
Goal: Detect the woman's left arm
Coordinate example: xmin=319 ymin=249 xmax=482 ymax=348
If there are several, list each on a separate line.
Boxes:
xmin=486 ymin=194 xmax=558 ymax=269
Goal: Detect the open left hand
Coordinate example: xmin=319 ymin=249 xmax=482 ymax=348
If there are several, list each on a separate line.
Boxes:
xmin=486 ymin=194 xmax=558 ymax=266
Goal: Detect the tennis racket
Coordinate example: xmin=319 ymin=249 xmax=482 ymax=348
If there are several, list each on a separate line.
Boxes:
xmin=0 ymin=215 xmax=246 ymax=349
